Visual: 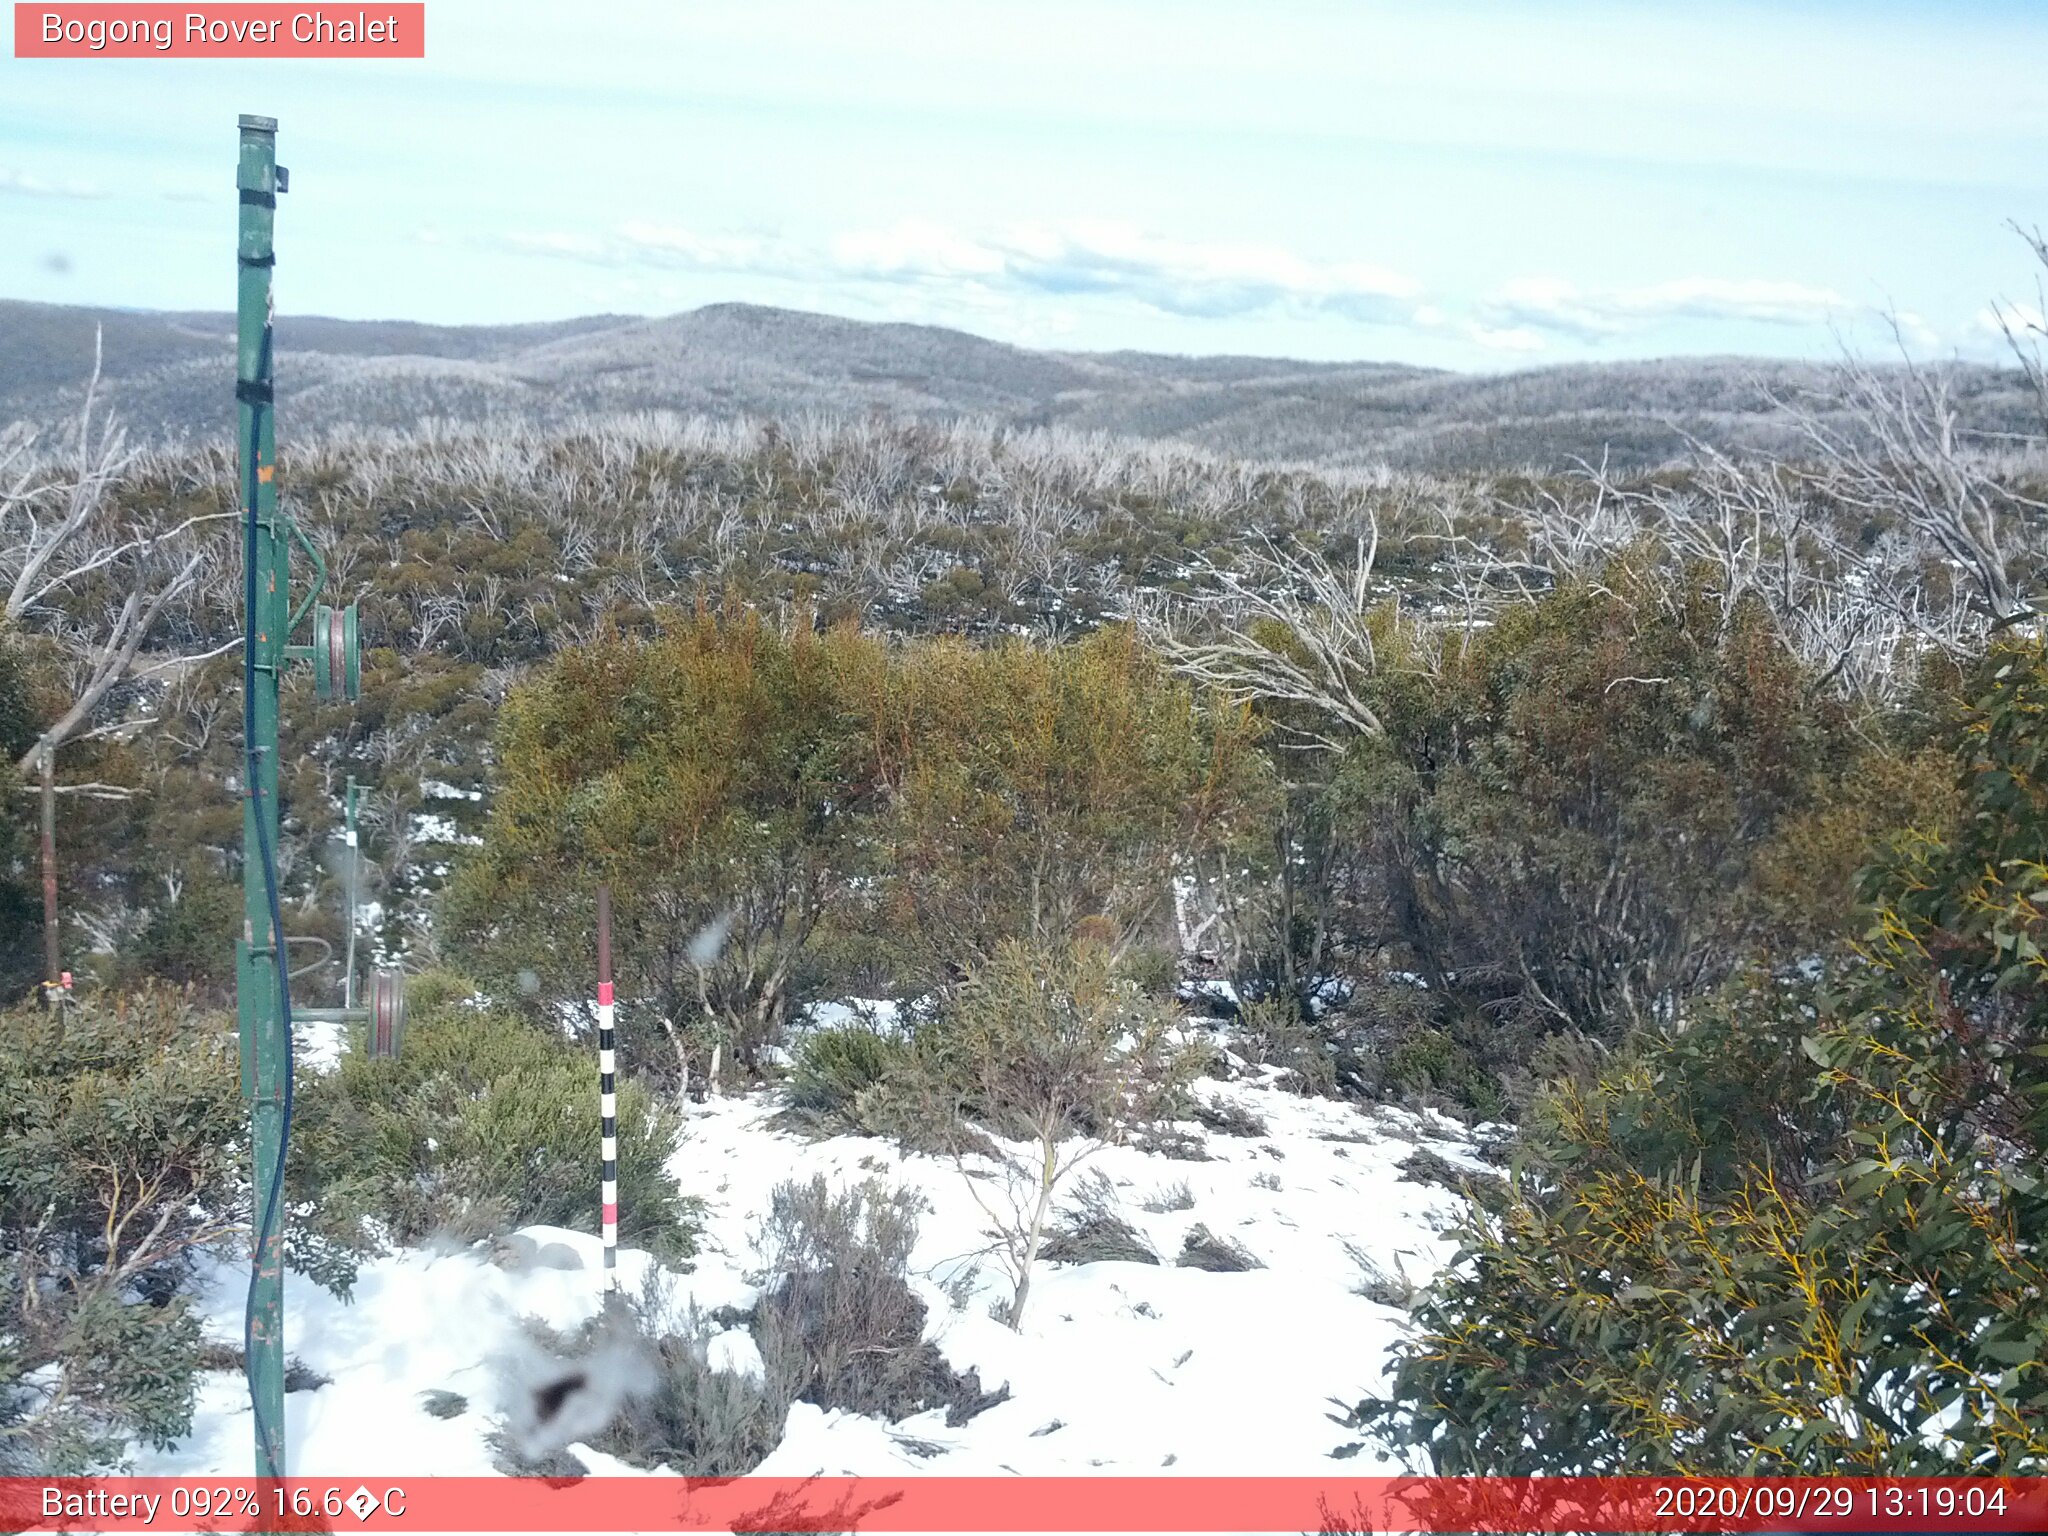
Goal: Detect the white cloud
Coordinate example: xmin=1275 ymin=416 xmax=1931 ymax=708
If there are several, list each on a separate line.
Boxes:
xmin=1481 ymin=276 xmax=1851 ymax=341
xmin=0 ymin=168 xmax=107 ymax=200
xmin=494 ymin=216 xmax=1934 ymax=359
xmin=831 ymin=220 xmax=1423 ymax=322
xmin=1977 ymin=300 xmax=2045 ymax=341
xmin=614 ymin=222 xmax=796 ymax=273
xmin=502 ymin=230 xmax=621 ymax=264
xmin=1464 ymin=322 xmax=1548 ymax=355
xmin=500 ymin=218 xmax=1427 ymax=326
xmin=1891 ymin=309 xmax=1942 ymax=353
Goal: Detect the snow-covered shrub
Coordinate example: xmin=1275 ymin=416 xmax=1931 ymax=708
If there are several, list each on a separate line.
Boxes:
xmin=1229 ymin=996 xmax=1336 ymax=1098
xmin=583 ymin=1276 xmax=788 ymax=1477
xmin=1174 ymin=1224 xmax=1263 ymax=1272
xmin=1189 ymin=1095 xmax=1267 ymax=1138
xmin=1040 ymin=1172 xmax=1159 ymax=1266
xmin=1139 ymin=1178 xmax=1196 ymax=1213
xmin=751 ymin=1175 xmax=981 ymax=1422
xmin=562 ymin=1177 xmax=995 ymax=1475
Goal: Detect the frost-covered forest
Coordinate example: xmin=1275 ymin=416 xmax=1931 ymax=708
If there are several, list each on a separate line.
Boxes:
xmin=2 ymin=253 xmax=2046 ymax=1479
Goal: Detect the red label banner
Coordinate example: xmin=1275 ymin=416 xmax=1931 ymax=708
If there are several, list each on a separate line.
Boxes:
xmin=1 ymin=1476 xmax=2046 ymax=1533
xmin=13 ymin=5 xmax=425 ymax=58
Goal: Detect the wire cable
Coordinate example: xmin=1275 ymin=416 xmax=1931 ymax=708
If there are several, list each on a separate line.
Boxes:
xmin=240 ymin=371 xmax=295 ymax=1475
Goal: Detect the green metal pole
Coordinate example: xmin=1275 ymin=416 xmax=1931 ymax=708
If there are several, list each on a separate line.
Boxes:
xmin=344 ymin=777 xmax=359 ymax=1011
xmin=234 ymin=111 xmax=288 ymax=1482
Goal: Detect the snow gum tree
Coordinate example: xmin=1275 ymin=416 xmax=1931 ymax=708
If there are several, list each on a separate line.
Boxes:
xmin=1362 ymin=642 xmax=2048 ymax=1474
xmin=445 ymin=605 xmax=888 ymax=1082
xmin=449 ymin=612 xmax=1274 ymax=1084
xmin=937 ymin=938 xmax=1195 ymax=1330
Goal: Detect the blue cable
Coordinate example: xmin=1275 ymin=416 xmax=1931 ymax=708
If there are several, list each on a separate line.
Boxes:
xmin=241 ymin=378 xmax=295 ymax=1473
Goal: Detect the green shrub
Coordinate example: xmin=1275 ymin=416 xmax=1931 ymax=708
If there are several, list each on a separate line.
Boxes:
xmin=0 ymin=987 xmax=355 ymax=1470
xmin=1238 ymin=563 xmax=1862 ymax=1074
xmin=299 ymin=981 xmax=697 ymax=1260
xmin=123 ymin=876 xmax=243 ymax=990
xmin=1361 ymin=644 xmax=2048 ymax=1475
xmin=1383 ymin=1027 xmax=1502 ymax=1119
xmin=1233 ymin=995 xmax=1336 ymax=1097
xmin=787 ymin=1021 xmax=909 ymax=1115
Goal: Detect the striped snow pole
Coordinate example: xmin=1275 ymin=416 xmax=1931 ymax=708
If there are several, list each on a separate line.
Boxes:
xmin=596 ymin=884 xmax=619 ymax=1296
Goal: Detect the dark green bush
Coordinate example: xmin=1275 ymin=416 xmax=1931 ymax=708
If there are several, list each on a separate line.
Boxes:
xmin=0 ymin=987 xmax=356 ymax=1470
xmin=298 ymin=975 xmax=697 ymax=1260
xmin=1239 ymin=565 xmax=1869 ymax=1085
xmin=1362 ymin=644 xmax=2048 ymax=1474
xmin=1383 ymin=1027 xmax=1502 ymax=1119
xmin=787 ymin=1021 xmax=910 ymax=1115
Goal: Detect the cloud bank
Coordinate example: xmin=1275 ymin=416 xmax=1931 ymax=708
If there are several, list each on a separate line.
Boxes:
xmin=503 ymin=218 xmax=1427 ymax=326
xmin=497 ymin=217 xmax=1928 ymax=354
xmin=0 ymin=168 xmax=108 ymax=200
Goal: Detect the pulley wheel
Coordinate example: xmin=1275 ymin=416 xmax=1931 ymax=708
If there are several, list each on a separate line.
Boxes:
xmin=342 ymin=602 xmax=361 ymax=701
xmin=313 ymin=604 xmax=344 ymax=700
xmin=311 ymin=603 xmax=363 ymax=702
xmin=367 ymin=967 xmax=406 ymax=1059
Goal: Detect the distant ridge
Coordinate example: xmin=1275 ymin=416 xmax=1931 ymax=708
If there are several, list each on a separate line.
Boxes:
xmin=0 ymin=297 xmax=2032 ymax=473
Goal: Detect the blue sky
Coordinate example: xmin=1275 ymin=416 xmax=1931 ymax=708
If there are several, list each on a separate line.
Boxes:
xmin=3 ymin=0 xmax=2045 ymax=370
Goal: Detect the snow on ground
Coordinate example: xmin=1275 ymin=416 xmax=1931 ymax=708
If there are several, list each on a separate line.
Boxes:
xmin=293 ymin=1015 xmax=346 ymax=1072
xmin=411 ymin=810 xmax=484 ymax=847
xmin=141 ymin=1068 xmax=1486 ymax=1478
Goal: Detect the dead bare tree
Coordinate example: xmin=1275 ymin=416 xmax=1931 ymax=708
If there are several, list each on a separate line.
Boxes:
xmin=1985 ymin=221 xmax=2048 ymax=441
xmin=1136 ymin=525 xmax=1421 ymax=752
xmin=0 ymin=334 xmax=234 ymax=988
xmin=1779 ymin=342 xmax=2044 ymax=635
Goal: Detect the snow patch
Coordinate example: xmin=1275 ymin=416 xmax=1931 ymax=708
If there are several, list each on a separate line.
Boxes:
xmin=140 ymin=1066 xmax=1481 ymax=1478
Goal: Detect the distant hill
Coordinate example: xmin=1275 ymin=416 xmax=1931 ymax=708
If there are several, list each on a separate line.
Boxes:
xmin=0 ymin=297 xmax=2033 ymax=473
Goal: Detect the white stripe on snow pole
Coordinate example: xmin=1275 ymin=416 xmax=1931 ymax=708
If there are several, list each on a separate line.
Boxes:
xmin=596 ymin=884 xmax=619 ymax=1297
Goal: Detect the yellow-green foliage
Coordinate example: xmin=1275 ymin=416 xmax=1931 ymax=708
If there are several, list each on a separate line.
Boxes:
xmin=445 ymin=605 xmax=881 ymax=1071
xmin=875 ymin=625 xmax=1274 ymax=979
xmin=926 ymin=938 xmax=1197 ymax=1143
xmin=446 ymin=610 xmax=1275 ymax=1077
xmin=1364 ymin=643 xmax=2048 ymax=1474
